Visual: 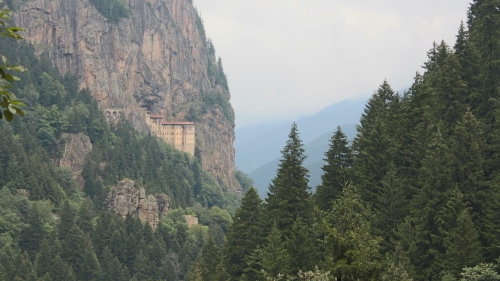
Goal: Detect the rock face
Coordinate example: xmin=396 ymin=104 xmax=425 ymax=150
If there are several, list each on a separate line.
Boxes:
xmin=13 ymin=0 xmax=241 ymax=193
xmin=106 ymin=179 xmax=170 ymax=228
xmin=56 ymin=133 xmax=93 ymax=187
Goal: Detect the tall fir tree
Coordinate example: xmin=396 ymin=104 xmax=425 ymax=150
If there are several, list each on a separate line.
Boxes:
xmin=224 ymin=187 xmax=264 ymax=280
xmin=319 ymin=184 xmax=383 ymax=281
xmin=314 ymin=126 xmax=353 ymax=211
xmin=266 ymin=123 xmax=313 ymax=234
xmin=244 ymin=225 xmax=291 ymax=281
xmin=409 ymin=128 xmax=455 ymax=281
xmin=467 ymin=0 xmax=500 ymax=121
xmin=353 ymin=80 xmax=397 ymax=206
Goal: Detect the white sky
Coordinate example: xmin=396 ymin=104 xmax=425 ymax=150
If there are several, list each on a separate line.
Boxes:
xmin=194 ymin=0 xmax=472 ymax=128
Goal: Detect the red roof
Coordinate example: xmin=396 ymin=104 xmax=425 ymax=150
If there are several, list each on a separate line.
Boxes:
xmin=161 ymin=122 xmax=195 ymax=125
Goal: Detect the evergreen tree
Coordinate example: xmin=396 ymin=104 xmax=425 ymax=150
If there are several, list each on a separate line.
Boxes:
xmin=14 ymin=252 xmax=37 ymax=281
xmin=374 ymin=162 xmax=408 ymax=251
xmin=409 ymin=129 xmax=455 ymax=280
xmin=35 ymin=239 xmax=58 ymax=277
xmin=225 ymin=187 xmax=264 ymax=280
xmin=58 ymin=200 xmax=74 ymax=241
xmin=319 ymin=184 xmax=383 ymax=281
xmin=48 ymin=255 xmax=77 ymax=281
xmin=467 ymin=0 xmax=500 ymax=121
xmin=353 ymin=80 xmax=397 ymax=205
xmin=196 ymin=239 xmax=229 ymax=281
xmin=109 ymin=229 xmax=127 ymax=264
xmin=61 ymin=225 xmax=100 ymax=281
xmin=284 ymin=219 xmax=319 ymax=273
xmin=244 ymin=225 xmax=291 ymax=280
xmin=266 ymin=123 xmax=313 ymax=235
xmin=443 ymin=208 xmax=483 ymax=278
xmin=314 ymin=126 xmax=353 ymax=211
xmin=133 ymin=250 xmax=154 ymax=281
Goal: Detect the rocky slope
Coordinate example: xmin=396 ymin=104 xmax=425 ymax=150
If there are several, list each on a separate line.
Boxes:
xmin=12 ymin=0 xmax=241 ymax=192
xmin=106 ymin=179 xmax=170 ymax=228
xmin=55 ymin=133 xmax=93 ymax=187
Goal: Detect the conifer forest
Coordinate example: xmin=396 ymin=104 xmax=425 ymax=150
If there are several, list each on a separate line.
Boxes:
xmin=1 ymin=0 xmax=500 ymax=281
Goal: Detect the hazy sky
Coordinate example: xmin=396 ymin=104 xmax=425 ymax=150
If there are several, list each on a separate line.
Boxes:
xmin=194 ymin=0 xmax=472 ymax=128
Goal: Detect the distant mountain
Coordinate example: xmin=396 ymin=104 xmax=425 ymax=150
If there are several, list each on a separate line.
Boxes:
xmin=235 ymin=98 xmax=367 ymax=173
xmin=249 ymin=124 xmax=357 ymax=197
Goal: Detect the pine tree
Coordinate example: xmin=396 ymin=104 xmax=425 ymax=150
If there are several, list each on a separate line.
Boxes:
xmin=14 ymin=252 xmax=37 ymax=281
xmin=244 ymin=225 xmax=291 ymax=280
xmin=467 ymin=0 xmax=500 ymax=121
xmin=196 ymin=239 xmax=229 ymax=281
xmin=443 ymin=208 xmax=482 ymax=278
xmin=319 ymin=184 xmax=383 ymax=281
xmin=77 ymin=197 xmax=95 ymax=233
xmin=353 ymin=80 xmax=397 ymax=205
xmin=19 ymin=203 xmax=48 ymax=259
xmin=133 ymin=250 xmax=154 ymax=281
xmin=266 ymin=123 xmax=313 ymax=235
xmin=58 ymin=200 xmax=74 ymax=241
xmin=61 ymin=225 xmax=100 ymax=280
xmin=109 ymin=229 xmax=127 ymax=264
xmin=373 ymin=162 xmax=408 ymax=252
xmin=314 ymin=126 xmax=353 ymax=211
xmin=285 ymin=219 xmax=319 ymax=273
xmin=35 ymin=239 xmax=58 ymax=277
xmin=48 ymin=255 xmax=77 ymax=281
xmin=225 ymin=187 xmax=264 ymax=280
xmin=409 ymin=128 xmax=455 ymax=280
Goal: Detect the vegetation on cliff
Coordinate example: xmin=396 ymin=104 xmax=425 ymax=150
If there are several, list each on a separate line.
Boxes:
xmin=0 ymin=30 xmax=240 ymax=280
xmin=88 ymin=0 xmax=130 ymax=23
xmin=4 ymin=0 xmax=500 ymax=281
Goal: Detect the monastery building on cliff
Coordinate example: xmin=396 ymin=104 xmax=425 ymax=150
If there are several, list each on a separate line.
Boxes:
xmin=144 ymin=112 xmax=196 ymax=156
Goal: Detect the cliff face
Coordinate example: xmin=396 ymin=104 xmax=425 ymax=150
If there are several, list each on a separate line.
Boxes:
xmin=13 ymin=0 xmax=241 ymax=192
xmin=106 ymin=179 xmax=170 ymax=228
xmin=56 ymin=133 xmax=93 ymax=187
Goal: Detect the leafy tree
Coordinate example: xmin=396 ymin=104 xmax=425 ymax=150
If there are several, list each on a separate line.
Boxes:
xmin=0 ymin=6 xmax=25 ymax=122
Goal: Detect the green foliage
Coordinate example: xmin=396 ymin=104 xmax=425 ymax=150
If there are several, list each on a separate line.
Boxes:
xmin=460 ymin=263 xmax=500 ymax=281
xmin=266 ymin=123 xmax=313 ymax=234
xmin=88 ymin=0 xmax=131 ymax=23
xmin=314 ymin=126 xmax=353 ymax=211
xmin=225 ymin=187 xmax=264 ymax=279
xmin=0 ymin=5 xmax=25 ymax=122
xmin=195 ymin=11 xmax=206 ymax=41
xmin=0 ymin=21 xmax=237 ymax=281
xmin=318 ymin=185 xmax=383 ymax=281
xmin=235 ymin=170 xmax=254 ymax=193
xmin=246 ymin=225 xmax=291 ymax=280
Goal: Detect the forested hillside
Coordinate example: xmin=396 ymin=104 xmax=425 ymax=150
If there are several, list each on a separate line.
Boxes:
xmin=0 ymin=33 xmax=243 ymax=280
xmin=214 ymin=1 xmax=500 ymax=280
xmin=3 ymin=0 xmax=500 ymax=281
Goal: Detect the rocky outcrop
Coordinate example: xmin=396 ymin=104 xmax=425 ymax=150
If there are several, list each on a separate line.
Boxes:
xmin=106 ymin=179 xmax=170 ymax=228
xmin=56 ymin=133 xmax=93 ymax=187
xmin=13 ymin=0 xmax=241 ymax=193
xmin=184 ymin=215 xmax=198 ymax=227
